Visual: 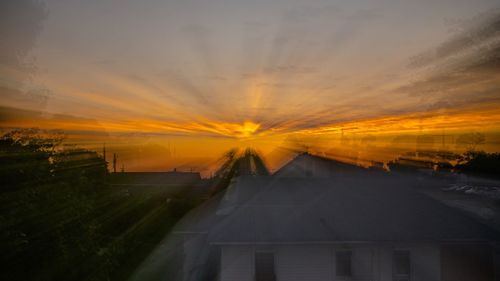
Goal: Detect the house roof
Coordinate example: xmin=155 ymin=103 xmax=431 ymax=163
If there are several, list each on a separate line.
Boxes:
xmin=176 ymin=154 xmax=500 ymax=244
xmin=207 ymin=176 xmax=499 ymax=243
xmin=273 ymin=153 xmax=370 ymax=178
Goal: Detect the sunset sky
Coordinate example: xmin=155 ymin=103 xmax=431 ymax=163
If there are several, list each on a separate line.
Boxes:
xmin=2 ymin=0 xmax=500 ymax=174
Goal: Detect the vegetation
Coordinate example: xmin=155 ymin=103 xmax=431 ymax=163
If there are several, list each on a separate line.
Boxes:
xmin=0 ymin=129 xmax=203 ymax=281
xmin=456 ymin=150 xmax=500 ymax=177
xmin=2 ymin=128 xmax=497 ymax=280
xmin=386 ymin=148 xmax=500 ymax=178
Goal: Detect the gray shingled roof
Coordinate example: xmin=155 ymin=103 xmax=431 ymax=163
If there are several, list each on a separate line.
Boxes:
xmin=173 ymin=154 xmax=499 ymax=244
xmin=206 ymin=176 xmax=499 ymax=243
xmin=273 ymin=153 xmax=369 ymax=178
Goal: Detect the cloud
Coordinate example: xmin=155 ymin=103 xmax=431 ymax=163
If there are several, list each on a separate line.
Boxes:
xmin=0 ymin=105 xmax=108 ymax=135
xmin=389 ymin=10 xmax=500 ymax=114
xmin=408 ymin=9 xmax=500 ymax=69
xmin=0 ymin=0 xmax=47 ymax=74
xmin=179 ymin=24 xmax=211 ymax=36
xmin=263 ymin=65 xmax=317 ymax=75
xmin=283 ymin=5 xmax=341 ymax=24
xmin=0 ymin=85 xmax=51 ymax=111
xmin=346 ymin=9 xmax=383 ymax=21
xmin=202 ymin=75 xmax=227 ymax=81
xmin=242 ymin=21 xmax=269 ymax=30
xmin=94 ymin=59 xmax=116 ymax=66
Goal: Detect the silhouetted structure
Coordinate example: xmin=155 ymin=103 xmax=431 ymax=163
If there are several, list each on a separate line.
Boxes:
xmin=102 ymin=144 xmax=106 ymax=163
xmin=456 ymin=151 xmax=500 ymax=177
xmin=111 ymin=170 xmax=202 ymax=186
xmin=274 ymin=152 xmax=369 ymax=178
xmin=146 ymin=154 xmax=500 ymax=281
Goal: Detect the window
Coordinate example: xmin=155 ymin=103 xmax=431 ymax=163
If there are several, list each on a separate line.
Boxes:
xmin=255 ymin=251 xmax=276 ymax=281
xmin=393 ymin=250 xmax=411 ymax=281
xmin=336 ymin=250 xmax=352 ymax=277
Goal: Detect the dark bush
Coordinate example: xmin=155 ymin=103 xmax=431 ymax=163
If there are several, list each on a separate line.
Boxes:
xmin=456 ymin=150 xmax=500 ymax=177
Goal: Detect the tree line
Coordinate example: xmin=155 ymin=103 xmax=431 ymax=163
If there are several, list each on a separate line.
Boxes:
xmin=0 ymin=129 xmax=202 ymax=281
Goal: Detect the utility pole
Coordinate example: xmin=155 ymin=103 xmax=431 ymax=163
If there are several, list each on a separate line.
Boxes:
xmin=103 ymin=144 xmax=107 ymax=172
xmin=113 ymin=153 xmax=117 ymax=173
xmin=102 ymin=144 xmax=108 ymax=176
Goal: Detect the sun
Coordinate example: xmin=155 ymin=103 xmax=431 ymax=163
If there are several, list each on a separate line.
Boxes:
xmin=238 ymin=121 xmax=260 ymax=138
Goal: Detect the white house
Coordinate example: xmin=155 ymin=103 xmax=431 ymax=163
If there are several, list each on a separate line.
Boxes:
xmin=131 ymin=153 xmax=500 ymax=281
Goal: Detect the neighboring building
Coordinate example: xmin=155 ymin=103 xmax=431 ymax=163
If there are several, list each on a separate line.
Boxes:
xmin=209 ymin=176 xmax=499 ymax=281
xmin=111 ymin=170 xmax=202 ymax=186
xmin=132 ymin=153 xmax=500 ymax=281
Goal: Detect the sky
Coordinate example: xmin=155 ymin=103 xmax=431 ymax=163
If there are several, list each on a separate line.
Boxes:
xmin=1 ymin=0 xmax=500 ymax=174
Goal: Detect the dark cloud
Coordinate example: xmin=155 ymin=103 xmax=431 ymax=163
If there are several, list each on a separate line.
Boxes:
xmin=394 ymin=70 xmax=495 ymax=97
xmin=408 ymin=9 xmax=500 ymax=69
xmin=391 ymin=10 xmax=500 ymax=114
xmin=0 ymin=104 xmax=108 ymax=135
xmin=0 ymin=85 xmax=50 ymax=110
xmin=0 ymin=0 xmax=47 ymax=74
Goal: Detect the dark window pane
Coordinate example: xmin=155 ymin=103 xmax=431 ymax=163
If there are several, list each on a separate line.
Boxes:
xmin=336 ymin=250 xmax=352 ymax=277
xmin=393 ymin=250 xmax=411 ymax=281
xmin=255 ymin=252 xmax=276 ymax=281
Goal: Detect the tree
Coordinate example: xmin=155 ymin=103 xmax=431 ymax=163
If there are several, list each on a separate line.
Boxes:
xmin=0 ymin=128 xmax=63 ymax=192
xmin=0 ymin=129 xmax=109 ymax=281
xmin=456 ymin=151 xmax=500 ymax=177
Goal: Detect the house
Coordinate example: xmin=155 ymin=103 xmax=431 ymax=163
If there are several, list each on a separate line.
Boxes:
xmin=209 ymin=176 xmax=499 ymax=281
xmin=131 ymin=153 xmax=500 ymax=281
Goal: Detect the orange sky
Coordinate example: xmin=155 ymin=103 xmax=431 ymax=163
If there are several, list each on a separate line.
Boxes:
xmin=1 ymin=0 xmax=500 ymax=174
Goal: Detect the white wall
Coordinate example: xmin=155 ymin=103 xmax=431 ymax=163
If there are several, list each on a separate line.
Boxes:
xmin=378 ymin=244 xmax=440 ymax=281
xmin=412 ymin=245 xmax=440 ymax=281
xmin=182 ymin=233 xmax=208 ymax=281
xmin=219 ymin=243 xmax=441 ymax=281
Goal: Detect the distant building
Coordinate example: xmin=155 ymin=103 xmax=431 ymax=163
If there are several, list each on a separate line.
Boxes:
xmin=111 ymin=170 xmax=201 ymax=186
xmin=132 ymin=154 xmax=500 ymax=281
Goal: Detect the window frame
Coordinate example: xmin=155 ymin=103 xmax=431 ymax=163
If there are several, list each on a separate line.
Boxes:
xmin=392 ymin=249 xmax=411 ymax=281
xmin=335 ymin=249 xmax=353 ymax=278
xmin=254 ymin=250 xmax=276 ymax=281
